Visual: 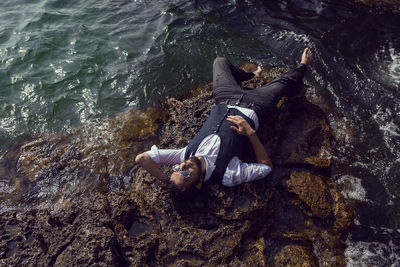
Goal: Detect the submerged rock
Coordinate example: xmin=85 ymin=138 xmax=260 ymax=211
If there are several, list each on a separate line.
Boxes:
xmin=0 ymin=65 xmax=354 ymax=266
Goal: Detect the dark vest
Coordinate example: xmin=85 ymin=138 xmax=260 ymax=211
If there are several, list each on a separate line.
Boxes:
xmin=184 ymin=104 xmax=255 ymax=184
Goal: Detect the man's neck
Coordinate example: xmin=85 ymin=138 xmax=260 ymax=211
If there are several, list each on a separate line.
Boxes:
xmin=198 ymin=156 xmax=207 ymax=179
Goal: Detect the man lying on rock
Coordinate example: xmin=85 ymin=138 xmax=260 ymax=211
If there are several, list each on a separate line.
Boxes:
xmin=136 ymin=48 xmax=313 ymax=191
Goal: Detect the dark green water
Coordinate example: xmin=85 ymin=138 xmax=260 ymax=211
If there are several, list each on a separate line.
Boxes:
xmin=1 ymin=0 xmax=400 ymax=265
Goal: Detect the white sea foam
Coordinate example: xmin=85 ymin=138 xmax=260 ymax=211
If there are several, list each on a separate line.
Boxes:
xmin=68 ymin=38 xmax=77 ymax=56
xmin=388 ymin=47 xmax=400 ymax=85
xmin=50 ymin=63 xmax=66 ymax=79
xmin=376 ymin=43 xmax=400 ymax=87
xmin=345 ymin=235 xmax=400 ymax=266
xmin=336 ymin=175 xmax=368 ymax=201
xmin=272 ymin=29 xmax=311 ymax=44
xmin=0 ymin=104 xmax=16 ymax=134
xmin=20 ymin=83 xmax=35 ymax=100
xmin=5 ymin=57 xmax=15 ymax=66
xmin=328 ymin=116 xmax=354 ymax=144
xmin=11 ymin=75 xmax=23 ymax=85
xmin=111 ymin=79 xmax=117 ymax=89
xmin=77 ymin=87 xmax=97 ymax=123
xmin=67 ymin=79 xmax=80 ymax=90
xmin=372 ymin=106 xmax=400 ymax=159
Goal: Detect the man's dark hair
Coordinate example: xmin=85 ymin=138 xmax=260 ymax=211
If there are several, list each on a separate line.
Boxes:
xmin=189 ymin=156 xmax=203 ymax=179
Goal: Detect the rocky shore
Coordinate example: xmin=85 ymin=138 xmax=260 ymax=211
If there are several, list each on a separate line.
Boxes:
xmin=0 ymin=65 xmax=354 ymax=266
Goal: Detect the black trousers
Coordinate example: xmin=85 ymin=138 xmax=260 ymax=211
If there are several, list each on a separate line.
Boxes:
xmin=212 ymin=57 xmax=307 ymax=121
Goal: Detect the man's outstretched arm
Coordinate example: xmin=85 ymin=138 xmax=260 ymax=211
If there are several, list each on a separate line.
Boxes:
xmin=246 ymin=130 xmax=273 ymax=168
xmin=226 ymin=115 xmax=273 ymax=168
xmin=135 ymin=152 xmax=170 ymax=183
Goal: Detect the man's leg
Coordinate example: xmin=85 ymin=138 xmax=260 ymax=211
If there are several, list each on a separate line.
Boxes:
xmin=243 ymin=48 xmax=312 ymax=110
xmin=212 ymin=57 xmax=255 ymax=98
xmin=254 ymin=64 xmax=307 ymax=98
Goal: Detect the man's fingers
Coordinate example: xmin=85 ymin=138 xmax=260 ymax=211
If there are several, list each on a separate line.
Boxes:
xmin=230 ymin=125 xmax=240 ymax=133
xmin=227 ymin=115 xmax=241 ymax=119
xmin=226 ymin=116 xmax=237 ymax=124
xmin=227 ymin=115 xmax=243 ymax=124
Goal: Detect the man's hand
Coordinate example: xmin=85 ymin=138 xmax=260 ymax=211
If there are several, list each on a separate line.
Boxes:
xmin=227 ymin=115 xmax=273 ymax=168
xmin=135 ymin=152 xmax=170 ymax=183
xmin=226 ymin=115 xmax=255 ymax=136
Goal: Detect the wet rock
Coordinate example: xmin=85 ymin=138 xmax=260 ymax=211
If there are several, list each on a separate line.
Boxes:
xmin=286 ymin=171 xmax=333 ymax=219
xmin=266 ymin=95 xmax=334 ymax=169
xmin=17 ymin=106 xmax=164 ymax=181
xmin=274 ymin=244 xmax=318 ymax=267
xmin=0 ymin=64 xmax=354 ymax=266
xmin=0 ymin=193 xmax=128 ymax=266
xmin=330 ymin=184 xmax=355 ymax=232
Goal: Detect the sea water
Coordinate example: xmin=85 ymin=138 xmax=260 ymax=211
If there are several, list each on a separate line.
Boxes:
xmin=1 ymin=0 xmax=400 ymax=265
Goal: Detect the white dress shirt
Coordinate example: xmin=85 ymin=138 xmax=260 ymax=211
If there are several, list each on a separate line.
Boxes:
xmin=146 ymin=106 xmax=272 ymax=187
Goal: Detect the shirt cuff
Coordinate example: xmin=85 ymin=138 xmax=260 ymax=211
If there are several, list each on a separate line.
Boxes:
xmin=146 ymin=145 xmax=161 ymax=164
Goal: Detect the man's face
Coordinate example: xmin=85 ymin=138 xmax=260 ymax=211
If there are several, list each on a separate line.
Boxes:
xmin=170 ymin=157 xmax=202 ymax=191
